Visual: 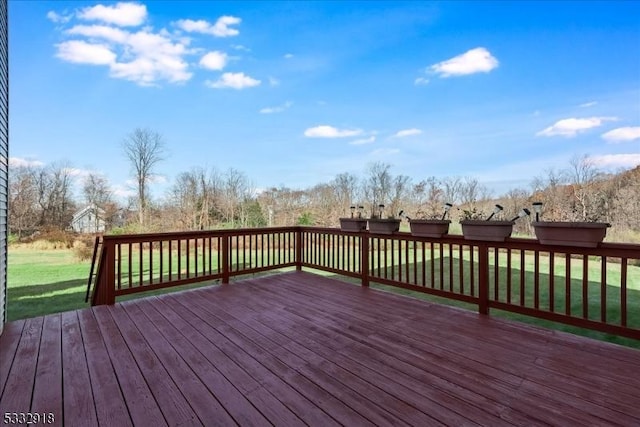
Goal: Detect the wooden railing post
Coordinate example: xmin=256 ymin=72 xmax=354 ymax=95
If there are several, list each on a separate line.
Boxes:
xmin=361 ymin=232 xmax=369 ymax=287
xmin=295 ymin=228 xmax=302 ymax=271
xmin=222 ymin=234 xmax=230 ymax=284
xmin=477 ymin=243 xmax=489 ymax=315
xmin=97 ymin=240 xmax=116 ymax=305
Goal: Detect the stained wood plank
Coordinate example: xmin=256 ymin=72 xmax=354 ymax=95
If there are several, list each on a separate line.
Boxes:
xmin=61 ymin=311 xmax=98 ymax=427
xmin=2 ymin=271 xmax=640 ymax=426
xmin=150 ymin=295 xmax=326 ymax=426
xmin=0 ymin=317 xmax=43 ymax=414
xmin=122 ymin=299 xmax=249 ymax=426
xmin=206 ymin=278 xmax=522 ymax=426
xmin=107 ymin=304 xmax=201 ymax=426
xmin=76 ymin=309 xmax=132 ymax=427
xmin=92 ymin=305 xmax=168 ymax=427
xmin=281 ymin=274 xmax=640 ymax=420
xmin=172 ymin=293 xmax=339 ymax=426
xmin=229 ymin=273 xmax=640 ymax=425
xmin=0 ymin=319 xmax=25 ymax=398
xmin=31 ymin=314 xmax=63 ymax=426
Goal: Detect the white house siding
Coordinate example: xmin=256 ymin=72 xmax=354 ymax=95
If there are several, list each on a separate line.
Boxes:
xmin=0 ymin=0 xmax=8 ymax=333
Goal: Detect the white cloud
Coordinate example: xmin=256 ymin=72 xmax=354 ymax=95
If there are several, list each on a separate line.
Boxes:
xmin=111 ymin=30 xmax=192 ymax=85
xmin=393 ymin=128 xmax=422 ymax=138
xmin=47 ymin=11 xmax=72 ymax=24
xmin=414 ymin=77 xmax=429 ymax=85
xmin=58 ymin=25 xmax=192 ymax=85
xmin=77 ymin=2 xmax=148 ymax=27
xmin=259 ymin=101 xmax=292 ymax=114
xmin=349 ymin=136 xmax=376 ymax=145
xmin=536 ymin=117 xmax=618 ymax=137
xmin=304 ymin=125 xmax=363 ymax=138
xmin=205 ymin=72 xmax=261 ymax=89
xmin=67 ymin=24 xmax=129 ymax=43
xmin=601 ymin=127 xmax=640 ymax=143
xmin=56 ymin=40 xmax=116 ymax=65
xmin=284 ymin=53 xmax=294 ymax=59
xmin=589 ymin=154 xmax=640 ymax=168
xmin=9 ymin=157 xmax=45 ymax=168
xmin=175 ymin=16 xmax=241 ymax=37
xmin=199 ymin=51 xmax=227 ymax=70
xmin=580 ymin=101 xmax=597 ymax=108
xmin=429 ymin=47 xmax=498 ymax=77
xmin=232 ymin=44 xmax=250 ymax=51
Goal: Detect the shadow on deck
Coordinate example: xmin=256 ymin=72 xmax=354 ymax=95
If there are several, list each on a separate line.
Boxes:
xmin=1 ymin=271 xmax=639 ymax=426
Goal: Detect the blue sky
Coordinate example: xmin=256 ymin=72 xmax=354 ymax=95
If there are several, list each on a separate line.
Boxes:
xmin=9 ymin=1 xmax=640 ymax=199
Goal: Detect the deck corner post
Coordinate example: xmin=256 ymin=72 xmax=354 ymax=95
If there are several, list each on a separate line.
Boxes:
xmin=222 ymin=234 xmax=230 ymax=284
xmin=478 ymin=243 xmax=489 ymax=315
xmin=361 ymin=232 xmax=370 ymax=287
xmin=295 ymin=227 xmax=302 ymax=271
xmin=103 ymin=240 xmax=116 ymax=305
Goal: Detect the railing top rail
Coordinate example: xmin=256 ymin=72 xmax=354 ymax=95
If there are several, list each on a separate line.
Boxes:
xmin=299 ymin=227 xmax=639 ymax=256
xmin=102 ymin=226 xmax=300 ymax=243
xmin=100 ymin=225 xmax=640 ymax=257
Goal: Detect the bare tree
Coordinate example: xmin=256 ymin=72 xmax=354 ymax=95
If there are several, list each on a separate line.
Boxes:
xmin=168 ymin=167 xmax=220 ymax=230
xmin=442 ymin=176 xmax=463 ymax=205
xmin=331 ymin=172 xmax=360 ymax=216
xmin=33 ymin=162 xmax=76 ymax=230
xmin=567 ymin=154 xmax=604 ymax=221
xmin=363 ymin=162 xmax=393 ymax=217
xmin=8 ymin=165 xmax=39 ymax=238
xmin=123 ymin=128 xmax=166 ymax=226
xmin=83 ymin=173 xmax=112 ymax=207
xmin=81 ymin=172 xmax=114 ymax=232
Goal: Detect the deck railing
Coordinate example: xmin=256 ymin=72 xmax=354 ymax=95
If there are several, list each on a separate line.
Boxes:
xmin=91 ymin=226 xmax=640 ymax=340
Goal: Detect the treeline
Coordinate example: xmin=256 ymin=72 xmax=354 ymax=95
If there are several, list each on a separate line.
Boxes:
xmin=9 ymin=157 xmax=640 ymax=239
xmin=8 ymin=128 xmax=639 ymax=241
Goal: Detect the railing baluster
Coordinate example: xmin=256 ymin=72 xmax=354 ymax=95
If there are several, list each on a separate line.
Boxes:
xmin=159 ymin=240 xmax=164 ymax=283
xmin=601 ymin=256 xmax=607 ymax=323
xmin=459 ymin=244 xmax=464 ymax=294
xmin=469 ymin=245 xmax=475 ymax=296
xmin=506 ymin=248 xmax=511 ymax=303
xmin=117 ymin=243 xmax=121 ymax=290
xmin=430 ymin=242 xmax=435 ymax=288
xmin=621 ymin=258 xmax=627 ymax=327
xmin=449 ymin=243 xmax=454 ymax=292
xmin=139 ymin=242 xmax=143 ymax=286
xmin=494 ymin=248 xmax=499 ymax=301
xmin=413 ymin=240 xmax=417 ymax=285
xmin=439 ymin=243 xmax=444 ymax=290
xmin=520 ymin=250 xmax=525 ymax=306
xmin=565 ymin=253 xmax=571 ymax=315
xmin=549 ymin=252 xmax=555 ymax=312
xmin=534 ymin=250 xmax=539 ymax=309
xmin=583 ymin=255 xmax=589 ymax=319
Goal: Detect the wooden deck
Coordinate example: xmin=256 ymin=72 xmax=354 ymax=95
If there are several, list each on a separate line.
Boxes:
xmin=1 ymin=271 xmax=639 ymax=426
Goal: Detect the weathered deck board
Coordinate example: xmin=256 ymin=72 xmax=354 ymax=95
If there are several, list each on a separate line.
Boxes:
xmin=1 ymin=271 xmax=639 ymax=426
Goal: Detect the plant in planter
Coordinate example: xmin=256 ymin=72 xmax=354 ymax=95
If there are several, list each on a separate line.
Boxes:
xmin=530 ymin=202 xmax=611 ymax=248
xmin=367 ymin=204 xmax=400 ymax=235
xmin=399 ymin=203 xmax=453 ymax=238
xmin=339 ymin=205 xmax=367 ymax=232
xmin=460 ymin=204 xmax=529 ymax=242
